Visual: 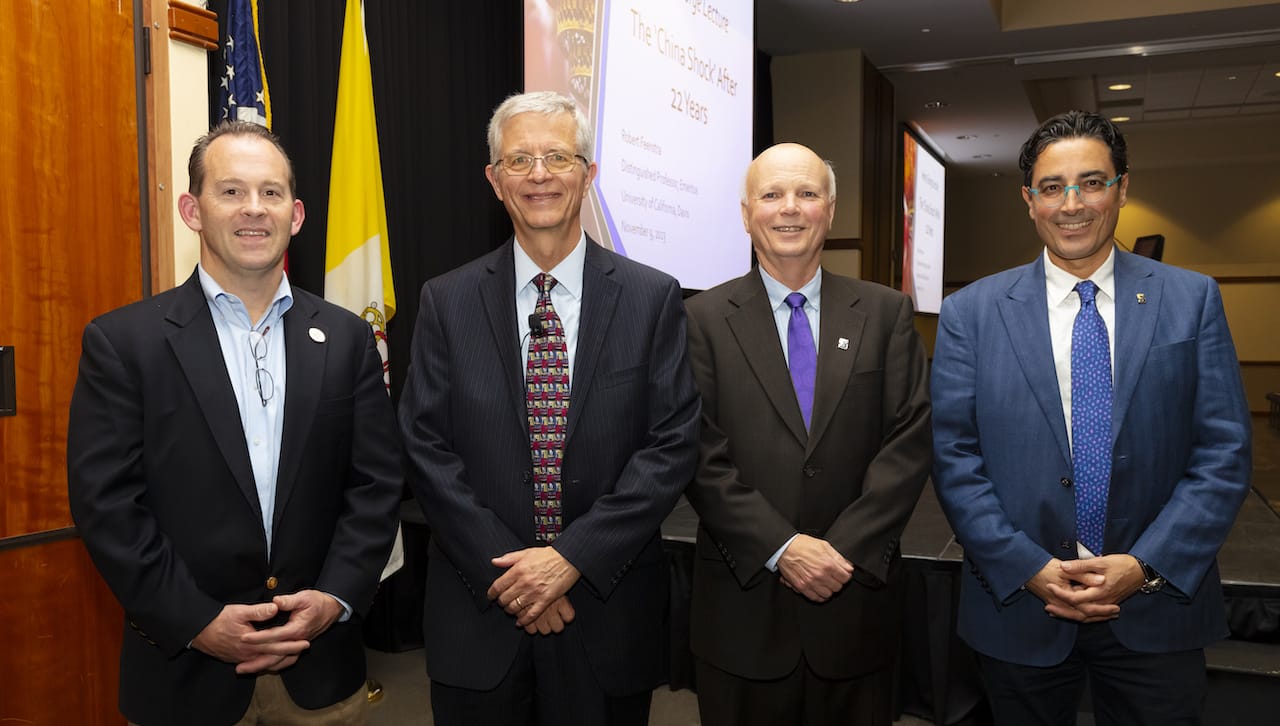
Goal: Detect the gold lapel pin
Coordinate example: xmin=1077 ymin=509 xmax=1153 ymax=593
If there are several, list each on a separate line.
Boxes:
xmin=1136 ymin=293 xmax=1146 ymax=304
xmin=837 ymin=337 xmax=850 ymax=350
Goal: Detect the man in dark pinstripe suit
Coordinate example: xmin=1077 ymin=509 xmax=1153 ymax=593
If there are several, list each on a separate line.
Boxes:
xmin=398 ymin=91 xmax=700 ymax=725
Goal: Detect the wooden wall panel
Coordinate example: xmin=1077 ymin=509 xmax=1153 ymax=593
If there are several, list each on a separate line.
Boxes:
xmin=0 ymin=537 xmax=124 ymax=725
xmin=0 ymin=1 xmax=143 ymax=538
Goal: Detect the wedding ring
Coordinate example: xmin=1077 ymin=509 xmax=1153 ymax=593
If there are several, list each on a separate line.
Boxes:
xmin=515 ymin=596 xmax=524 ymax=609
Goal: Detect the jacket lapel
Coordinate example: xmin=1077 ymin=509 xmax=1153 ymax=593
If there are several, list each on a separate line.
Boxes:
xmin=479 ymin=240 xmax=527 ymax=431
xmin=566 ymin=240 xmax=620 ymax=441
xmin=725 ymin=272 xmax=808 ymax=448
xmin=806 ymin=271 xmax=863 ymax=455
xmin=996 ymin=256 xmax=1072 ymax=466
xmin=164 ymin=273 xmax=262 ymax=522
xmin=1110 ymin=251 xmax=1160 ymax=445
xmin=272 ymin=292 xmax=322 ymax=535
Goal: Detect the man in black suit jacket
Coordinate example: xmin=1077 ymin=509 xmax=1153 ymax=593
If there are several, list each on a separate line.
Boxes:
xmin=67 ymin=122 xmax=402 ymax=726
xmin=399 ymin=91 xmax=700 ymax=725
xmin=684 ymin=143 xmax=932 ymax=726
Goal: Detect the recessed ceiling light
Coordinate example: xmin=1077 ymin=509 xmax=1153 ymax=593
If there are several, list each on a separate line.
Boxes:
xmin=833 ymin=0 xmax=859 ymax=3
xmin=1111 ymin=116 xmax=1131 ymax=122
xmin=992 ymin=172 xmax=1001 ymax=177
xmin=921 ymin=28 xmax=931 ymax=33
xmin=1227 ymin=75 xmax=1238 ymax=81
xmin=1275 ymin=71 xmax=1280 ymax=78
xmin=924 ymin=100 xmax=948 ymax=110
xmin=1107 ymin=83 xmax=1133 ymax=91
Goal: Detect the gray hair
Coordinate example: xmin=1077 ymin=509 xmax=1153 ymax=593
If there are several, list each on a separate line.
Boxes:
xmin=487 ymin=91 xmax=593 ymax=164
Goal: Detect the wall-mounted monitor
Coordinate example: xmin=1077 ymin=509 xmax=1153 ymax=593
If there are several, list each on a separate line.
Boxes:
xmin=1132 ymin=234 xmax=1164 ymax=261
xmin=524 ymin=0 xmax=755 ymax=290
xmin=901 ymin=128 xmax=945 ymax=315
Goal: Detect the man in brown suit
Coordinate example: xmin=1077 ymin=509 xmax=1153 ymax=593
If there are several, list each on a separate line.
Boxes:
xmin=684 ymin=143 xmax=932 ymax=726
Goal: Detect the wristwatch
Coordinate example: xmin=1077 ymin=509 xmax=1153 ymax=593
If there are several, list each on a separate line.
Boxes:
xmin=1135 ymin=557 xmax=1165 ymax=594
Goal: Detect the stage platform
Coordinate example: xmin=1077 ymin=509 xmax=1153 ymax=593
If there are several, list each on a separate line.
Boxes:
xmin=660 ymin=483 xmax=1280 ymax=725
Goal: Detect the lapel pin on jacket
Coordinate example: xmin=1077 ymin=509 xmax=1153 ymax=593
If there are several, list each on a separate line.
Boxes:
xmin=1136 ymin=293 xmax=1146 ymax=304
xmin=837 ymin=337 xmax=850 ymax=350
xmin=309 ymin=327 xmax=327 ymax=343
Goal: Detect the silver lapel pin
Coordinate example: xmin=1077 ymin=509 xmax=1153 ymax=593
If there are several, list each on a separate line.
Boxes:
xmin=309 ymin=327 xmax=327 ymax=343
xmin=837 ymin=337 xmax=850 ymax=350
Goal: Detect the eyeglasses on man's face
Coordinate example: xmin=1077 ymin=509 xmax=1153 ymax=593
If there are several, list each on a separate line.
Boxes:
xmin=497 ymin=151 xmax=588 ymax=176
xmin=1026 ymin=174 xmax=1123 ymax=208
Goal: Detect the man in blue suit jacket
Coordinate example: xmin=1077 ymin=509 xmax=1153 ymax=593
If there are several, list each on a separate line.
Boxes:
xmin=932 ymin=111 xmax=1251 ymax=724
xmin=398 ymin=91 xmax=699 ymax=725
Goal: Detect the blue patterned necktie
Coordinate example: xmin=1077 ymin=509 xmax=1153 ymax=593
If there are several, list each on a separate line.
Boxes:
xmin=785 ymin=292 xmax=817 ymax=429
xmin=1071 ymin=280 xmax=1112 ymax=554
xmin=527 ymin=273 xmax=568 ymax=542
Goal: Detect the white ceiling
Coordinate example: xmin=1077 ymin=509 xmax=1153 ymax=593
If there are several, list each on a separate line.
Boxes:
xmin=756 ymin=0 xmax=1280 ymax=177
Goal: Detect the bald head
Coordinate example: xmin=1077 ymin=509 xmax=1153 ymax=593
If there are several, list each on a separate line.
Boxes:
xmin=742 ymin=143 xmax=836 ymax=204
xmin=741 ymin=143 xmax=837 ymax=290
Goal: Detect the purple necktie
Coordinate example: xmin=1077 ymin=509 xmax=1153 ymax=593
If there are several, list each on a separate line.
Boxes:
xmin=785 ymin=292 xmax=817 ymax=429
xmin=527 ymin=273 xmax=568 ymax=542
xmin=1071 ymin=281 xmax=1112 ymax=554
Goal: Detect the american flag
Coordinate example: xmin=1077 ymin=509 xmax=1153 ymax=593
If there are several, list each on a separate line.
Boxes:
xmin=216 ymin=0 xmax=270 ymax=127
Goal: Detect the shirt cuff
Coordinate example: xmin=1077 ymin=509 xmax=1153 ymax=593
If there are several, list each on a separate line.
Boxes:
xmin=322 ymin=592 xmax=353 ymax=622
xmin=766 ymin=534 xmax=800 ymax=572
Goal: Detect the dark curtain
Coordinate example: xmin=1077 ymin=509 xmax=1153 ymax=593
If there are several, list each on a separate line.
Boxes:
xmin=206 ymin=0 xmax=522 ymax=404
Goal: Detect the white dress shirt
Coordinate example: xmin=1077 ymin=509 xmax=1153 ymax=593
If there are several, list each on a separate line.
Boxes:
xmin=515 ymin=232 xmax=587 ymax=383
xmin=1043 ymin=246 xmax=1117 ymax=558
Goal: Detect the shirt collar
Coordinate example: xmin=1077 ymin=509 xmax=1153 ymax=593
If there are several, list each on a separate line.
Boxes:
xmin=1043 ymin=246 xmax=1115 ymax=306
xmin=513 ymin=231 xmax=587 ymax=300
xmin=758 ymin=265 xmax=822 ymax=313
xmin=197 ymin=263 xmax=294 ymax=329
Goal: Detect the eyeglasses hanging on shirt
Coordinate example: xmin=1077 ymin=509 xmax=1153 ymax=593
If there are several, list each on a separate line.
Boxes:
xmin=248 ymin=326 xmax=274 ymax=407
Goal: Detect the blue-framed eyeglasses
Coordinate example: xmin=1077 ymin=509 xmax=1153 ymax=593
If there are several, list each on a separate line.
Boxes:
xmin=1027 ymin=174 xmax=1123 ymax=208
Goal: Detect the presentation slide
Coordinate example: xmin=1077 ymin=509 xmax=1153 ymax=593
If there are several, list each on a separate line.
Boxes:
xmin=525 ymin=0 xmax=754 ymax=290
xmin=901 ymin=131 xmax=945 ymax=314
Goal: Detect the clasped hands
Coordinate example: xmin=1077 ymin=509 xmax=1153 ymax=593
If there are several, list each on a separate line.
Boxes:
xmin=777 ymin=534 xmax=855 ymax=603
xmin=1026 ymin=555 xmax=1146 ymax=623
xmin=487 ymin=547 xmax=580 ymax=635
xmin=191 ymin=589 xmax=344 ymax=675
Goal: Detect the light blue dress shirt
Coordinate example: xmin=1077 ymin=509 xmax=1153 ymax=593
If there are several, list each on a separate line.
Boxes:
xmin=197 ymin=266 xmax=351 ymax=621
xmin=757 ymin=266 xmax=822 ymax=572
xmin=515 ymin=232 xmax=587 ymax=383
xmin=198 ymin=265 xmax=292 ymax=554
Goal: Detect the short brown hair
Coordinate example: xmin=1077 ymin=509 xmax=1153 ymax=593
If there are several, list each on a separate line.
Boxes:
xmin=187 ymin=121 xmax=296 ymax=196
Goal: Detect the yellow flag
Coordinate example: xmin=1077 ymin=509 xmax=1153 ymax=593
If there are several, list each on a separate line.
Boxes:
xmin=324 ymin=0 xmax=401 ymax=579
xmin=325 ymin=0 xmax=395 ymax=390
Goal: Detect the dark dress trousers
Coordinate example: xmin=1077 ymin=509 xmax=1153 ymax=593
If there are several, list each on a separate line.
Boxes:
xmin=398 ymin=239 xmax=700 ymax=698
xmin=67 ymin=272 xmax=403 ymax=726
xmin=684 ymin=269 xmax=932 ymax=682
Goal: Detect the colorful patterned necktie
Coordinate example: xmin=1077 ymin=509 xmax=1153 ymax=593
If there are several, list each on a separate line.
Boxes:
xmin=527 ymin=273 xmax=568 ymax=542
xmin=785 ymin=292 xmax=817 ymax=429
xmin=1071 ymin=280 xmax=1112 ymax=554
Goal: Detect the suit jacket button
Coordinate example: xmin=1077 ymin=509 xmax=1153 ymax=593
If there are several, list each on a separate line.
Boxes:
xmin=1060 ymin=540 xmax=1073 ymax=551
xmin=803 ymin=466 xmax=817 ymax=478
xmin=1060 ymin=477 xmax=1073 ymax=487
xmin=266 ymin=576 xmax=278 ymax=590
